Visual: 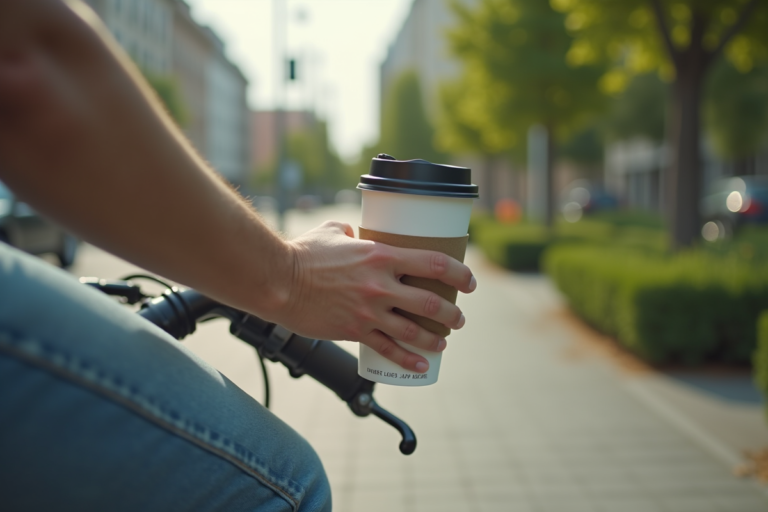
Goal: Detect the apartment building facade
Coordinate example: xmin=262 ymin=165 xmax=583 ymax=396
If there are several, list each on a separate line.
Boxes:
xmin=85 ymin=0 xmax=251 ymax=186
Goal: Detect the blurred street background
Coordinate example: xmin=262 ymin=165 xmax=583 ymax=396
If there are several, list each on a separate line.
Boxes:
xmin=69 ymin=204 xmax=768 ymax=511
xmin=3 ymin=0 xmax=768 ymax=510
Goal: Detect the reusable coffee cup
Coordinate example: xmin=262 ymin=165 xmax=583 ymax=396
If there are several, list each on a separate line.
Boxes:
xmin=357 ymin=154 xmax=478 ymax=386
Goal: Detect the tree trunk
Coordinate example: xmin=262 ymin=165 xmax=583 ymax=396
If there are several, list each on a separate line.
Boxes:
xmin=667 ymin=60 xmax=706 ymax=249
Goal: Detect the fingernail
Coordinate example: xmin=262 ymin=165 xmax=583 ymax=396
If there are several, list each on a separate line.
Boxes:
xmin=437 ymin=338 xmax=447 ymax=351
xmin=469 ymin=275 xmax=477 ymax=292
xmin=457 ymin=314 xmax=465 ymax=329
xmin=415 ymin=361 xmax=429 ymax=373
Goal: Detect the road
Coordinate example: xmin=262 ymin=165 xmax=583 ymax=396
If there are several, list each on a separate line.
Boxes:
xmin=69 ymin=204 xmax=768 ymax=512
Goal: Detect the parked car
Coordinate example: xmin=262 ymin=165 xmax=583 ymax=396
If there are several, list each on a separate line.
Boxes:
xmin=560 ymin=180 xmax=619 ymax=222
xmin=701 ymin=176 xmax=768 ymax=240
xmin=0 ymin=180 xmax=78 ymax=267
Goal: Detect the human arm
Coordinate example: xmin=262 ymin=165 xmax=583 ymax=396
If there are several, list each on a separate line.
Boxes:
xmin=0 ymin=0 xmax=476 ymax=372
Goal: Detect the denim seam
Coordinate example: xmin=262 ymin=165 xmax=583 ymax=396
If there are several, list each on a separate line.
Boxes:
xmin=0 ymin=331 xmax=303 ymax=511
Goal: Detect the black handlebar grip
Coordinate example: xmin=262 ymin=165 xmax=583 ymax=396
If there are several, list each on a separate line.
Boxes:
xmin=281 ymin=335 xmax=368 ymax=403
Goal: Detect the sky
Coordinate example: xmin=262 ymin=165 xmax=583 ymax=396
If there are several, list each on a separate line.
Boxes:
xmin=185 ymin=0 xmax=413 ymax=162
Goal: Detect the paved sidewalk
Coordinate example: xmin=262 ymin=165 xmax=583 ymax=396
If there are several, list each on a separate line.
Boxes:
xmin=73 ymin=205 xmax=768 ymax=512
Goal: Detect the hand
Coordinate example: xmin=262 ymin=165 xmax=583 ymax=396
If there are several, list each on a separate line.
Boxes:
xmin=274 ymin=221 xmax=477 ymax=373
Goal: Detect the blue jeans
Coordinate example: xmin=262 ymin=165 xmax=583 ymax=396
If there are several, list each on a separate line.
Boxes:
xmin=0 ymin=243 xmax=331 ymax=511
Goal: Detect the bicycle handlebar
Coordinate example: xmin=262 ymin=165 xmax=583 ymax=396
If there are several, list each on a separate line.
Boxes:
xmin=82 ymin=278 xmax=417 ymax=455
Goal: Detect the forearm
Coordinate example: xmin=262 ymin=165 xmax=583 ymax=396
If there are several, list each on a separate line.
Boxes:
xmin=0 ymin=0 xmax=293 ymax=318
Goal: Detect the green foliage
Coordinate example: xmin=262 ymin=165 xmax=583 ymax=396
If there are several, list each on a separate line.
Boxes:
xmin=144 ymin=72 xmax=188 ymax=127
xmin=436 ymin=73 xmax=516 ymax=157
xmin=443 ymin=0 xmax=606 ymax=150
xmin=285 ymin=121 xmax=346 ymax=191
xmin=605 ymin=73 xmax=668 ymax=142
xmin=705 ymin=60 xmax=768 ymax=158
xmin=253 ymin=120 xmax=349 ymax=196
xmin=558 ymin=124 xmax=604 ymax=164
xmin=379 ymin=70 xmax=444 ymax=162
xmin=755 ymin=310 xmax=768 ymax=411
xmin=551 ymin=0 xmax=768 ymax=86
xmin=552 ymin=0 xmax=768 ymax=152
xmin=471 ymin=212 xmax=667 ymax=271
xmin=473 ymin=222 xmax=553 ymax=271
xmin=544 ymin=245 xmax=768 ymax=364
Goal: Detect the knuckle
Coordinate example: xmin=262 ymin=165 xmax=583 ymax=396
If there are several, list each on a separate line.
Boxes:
xmin=361 ymin=281 xmax=389 ymax=299
xmin=400 ymin=322 xmax=419 ymax=342
xmin=344 ymin=322 xmax=364 ymax=341
xmin=378 ymin=338 xmax=396 ymax=358
xmin=356 ymin=307 xmax=377 ymax=325
xmin=343 ymin=327 xmax=360 ymax=341
xmin=429 ymin=253 xmax=449 ymax=276
xmin=366 ymin=244 xmax=393 ymax=267
xmin=423 ymin=293 xmax=441 ymax=316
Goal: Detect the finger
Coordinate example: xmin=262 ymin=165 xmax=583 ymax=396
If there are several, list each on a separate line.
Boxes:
xmin=391 ymin=247 xmax=476 ymax=293
xmin=360 ymin=330 xmax=431 ymax=373
xmin=393 ymin=284 xmax=465 ymax=329
xmin=377 ymin=311 xmax=449 ymax=352
xmin=321 ymin=219 xmax=354 ymax=238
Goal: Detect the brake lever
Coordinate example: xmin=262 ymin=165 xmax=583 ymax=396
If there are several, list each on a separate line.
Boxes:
xmin=370 ymin=400 xmax=417 ymax=455
xmin=347 ymin=388 xmax=417 ymax=455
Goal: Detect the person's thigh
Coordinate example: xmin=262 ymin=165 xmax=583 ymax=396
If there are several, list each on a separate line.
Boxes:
xmin=0 ymin=243 xmax=331 ymax=512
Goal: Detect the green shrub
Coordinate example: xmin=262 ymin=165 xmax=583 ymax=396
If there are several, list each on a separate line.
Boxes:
xmin=755 ymin=311 xmax=768 ymax=411
xmin=471 ymin=216 xmax=667 ymax=272
xmin=472 ymin=222 xmax=550 ymax=271
xmin=544 ymin=246 xmax=768 ymax=364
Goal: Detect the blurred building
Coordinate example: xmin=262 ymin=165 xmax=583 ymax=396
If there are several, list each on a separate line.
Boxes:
xmin=203 ymin=29 xmax=250 ymax=186
xmin=604 ymin=139 xmax=664 ymax=211
xmin=84 ymin=0 xmax=251 ymax=186
xmin=85 ymin=0 xmax=173 ymax=75
xmin=380 ymin=0 xmax=524 ymax=210
xmin=380 ymin=0 xmax=469 ymax=119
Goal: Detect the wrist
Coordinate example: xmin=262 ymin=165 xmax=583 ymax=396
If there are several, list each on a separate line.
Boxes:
xmin=256 ymin=236 xmax=297 ymax=321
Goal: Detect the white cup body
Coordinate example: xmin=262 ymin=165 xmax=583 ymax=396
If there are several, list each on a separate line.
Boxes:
xmin=358 ymin=189 xmax=474 ymax=386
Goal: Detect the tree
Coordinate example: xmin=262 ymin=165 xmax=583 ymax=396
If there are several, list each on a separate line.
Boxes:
xmin=605 ymin=72 xmax=668 ymax=143
xmin=705 ymin=60 xmax=768 ymax=159
xmin=551 ymin=0 xmax=768 ymax=248
xmin=379 ymin=70 xmax=444 ymax=163
xmin=443 ymin=0 xmax=606 ymax=226
xmin=254 ymin=119 xmax=346 ymax=200
xmin=286 ymin=120 xmax=345 ymax=196
xmin=143 ymin=72 xmax=188 ymax=127
xmin=436 ymin=72 xmax=518 ymax=209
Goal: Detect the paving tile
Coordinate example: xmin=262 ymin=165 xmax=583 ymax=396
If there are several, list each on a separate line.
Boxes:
xmin=533 ymin=497 xmax=600 ymax=512
xmin=344 ymin=489 xmax=409 ymax=512
xmin=527 ymin=481 xmax=586 ymax=497
xmin=658 ymin=496 xmax=722 ymax=512
xmin=715 ymin=494 xmax=768 ymax=512
xmin=596 ymin=497 xmax=664 ymax=512
xmin=477 ymin=499 xmax=537 ymax=512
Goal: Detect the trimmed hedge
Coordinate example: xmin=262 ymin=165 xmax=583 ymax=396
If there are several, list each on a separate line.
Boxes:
xmin=471 ymin=215 xmax=666 ymax=272
xmin=544 ymin=246 xmax=768 ymax=364
xmin=472 ymin=222 xmax=551 ymax=271
xmin=755 ymin=311 xmax=768 ymax=410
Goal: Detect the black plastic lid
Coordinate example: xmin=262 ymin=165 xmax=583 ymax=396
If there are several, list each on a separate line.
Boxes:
xmin=357 ymin=154 xmax=478 ymax=198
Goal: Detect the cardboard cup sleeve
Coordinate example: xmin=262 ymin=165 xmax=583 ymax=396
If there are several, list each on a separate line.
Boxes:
xmin=358 ymin=227 xmax=469 ymax=338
